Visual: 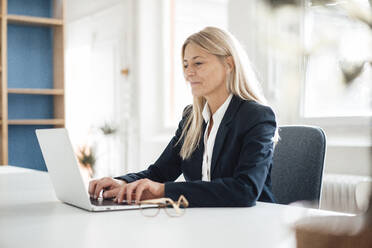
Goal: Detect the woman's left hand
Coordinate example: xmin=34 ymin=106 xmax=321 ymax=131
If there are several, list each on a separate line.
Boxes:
xmin=115 ymin=178 xmax=165 ymax=204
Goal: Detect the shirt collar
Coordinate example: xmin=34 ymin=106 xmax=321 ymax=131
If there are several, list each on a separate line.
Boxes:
xmin=202 ymin=94 xmax=233 ymax=124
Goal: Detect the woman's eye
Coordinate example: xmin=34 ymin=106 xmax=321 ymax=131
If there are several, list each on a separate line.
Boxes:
xmin=183 ymin=64 xmax=188 ymax=69
xmin=195 ymin=62 xmax=202 ymax=66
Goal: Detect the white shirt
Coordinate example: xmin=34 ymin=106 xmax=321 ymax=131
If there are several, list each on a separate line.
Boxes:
xmin=201 ymin=94 xmax=233 ymax=181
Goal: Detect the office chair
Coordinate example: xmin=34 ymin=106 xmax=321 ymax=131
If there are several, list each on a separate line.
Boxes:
xmin=271 ymin=125 xmax=326 ymax=208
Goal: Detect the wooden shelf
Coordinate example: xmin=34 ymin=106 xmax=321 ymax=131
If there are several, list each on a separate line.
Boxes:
xmin=0 ymin=0 xmax=65 ymax=167
xmin=7 ymin=15 xmax=63 ymax=27
xmin=8 ymin=88 xmax=64 ymax=95
xmin=4 ymin=119 xmax=65 ymax=125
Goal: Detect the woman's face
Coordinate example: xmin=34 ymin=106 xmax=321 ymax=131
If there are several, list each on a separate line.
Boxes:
xmin=183 ymin=43 xmax=229 ymax=98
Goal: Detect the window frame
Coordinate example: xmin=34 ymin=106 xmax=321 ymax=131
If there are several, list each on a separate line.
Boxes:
xmin=298 ymin=0 xmax=371 ymax=128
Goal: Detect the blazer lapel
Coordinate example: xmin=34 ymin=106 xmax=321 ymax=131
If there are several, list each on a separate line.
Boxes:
xmin=210 ymin=96 xmax=243 ymax=177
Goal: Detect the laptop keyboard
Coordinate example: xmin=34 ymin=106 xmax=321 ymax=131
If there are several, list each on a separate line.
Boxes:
xmin=90 ymin=197 xmax=137 ymax=206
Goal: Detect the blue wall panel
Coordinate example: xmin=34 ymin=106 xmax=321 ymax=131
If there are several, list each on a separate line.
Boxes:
xmin=8 ymin=0 xmax=52 ymax=18
xmin=8 ymin=24 xmax=53 ymax=89
xmin=9 ymin=125 xmax=53 ymax=171
xmin=7 ymin=2 xmax=55 ymax=171
xmin=8 ymin=94 xmax=54 ymax=119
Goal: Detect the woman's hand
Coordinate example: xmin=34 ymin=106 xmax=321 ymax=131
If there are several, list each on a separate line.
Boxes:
xmin=116 ymin=179 xmax=165 ymax=205
xmin=88 ymin=177 xmax=126 ymax=199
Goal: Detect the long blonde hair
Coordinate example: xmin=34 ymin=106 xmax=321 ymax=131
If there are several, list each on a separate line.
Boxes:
xmin=178 ymin=26 xmax=279 ymax=160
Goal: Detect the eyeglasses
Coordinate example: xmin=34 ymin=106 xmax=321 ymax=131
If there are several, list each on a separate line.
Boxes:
xmin=139 ymin=195 xmax=189 ymax=217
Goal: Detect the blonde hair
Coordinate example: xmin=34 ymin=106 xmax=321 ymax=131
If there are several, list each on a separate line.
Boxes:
xmin=178 ymin=26 xmax=279 ymax=160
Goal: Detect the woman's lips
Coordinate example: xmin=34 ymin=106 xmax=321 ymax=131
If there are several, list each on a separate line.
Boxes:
xmin=190 ymin=82 xmax=201 ymax=86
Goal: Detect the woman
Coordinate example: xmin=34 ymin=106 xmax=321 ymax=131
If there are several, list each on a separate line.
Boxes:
xmin=89 ymin=26 xmax=279 ymax=207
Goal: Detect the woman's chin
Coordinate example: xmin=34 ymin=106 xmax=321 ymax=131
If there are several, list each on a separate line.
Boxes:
xmin=191 ymin=90 xmax=204 ymax=97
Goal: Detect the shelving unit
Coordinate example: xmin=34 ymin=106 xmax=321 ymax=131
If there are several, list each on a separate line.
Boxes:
xmin=0 ymin=0 xmax=65 ymax=171
xmin=1 ymin=119 xmax=65 ymax=125
xmin=7 ymin=14 xmax=63 ymax=26
xmin=8 ymin=88 xmax=64 ymax=95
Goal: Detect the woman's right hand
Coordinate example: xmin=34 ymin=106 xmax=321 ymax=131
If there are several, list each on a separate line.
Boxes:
xmin=88 ymin=177 xmax=126 ymax=199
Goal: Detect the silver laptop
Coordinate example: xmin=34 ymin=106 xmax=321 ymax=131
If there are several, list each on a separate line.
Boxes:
xmin=36 ymin=128 xmax=157 ymax=212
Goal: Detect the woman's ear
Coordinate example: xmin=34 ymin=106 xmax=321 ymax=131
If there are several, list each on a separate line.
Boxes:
xmin=225 ymin=56 xmax=234 ymax=73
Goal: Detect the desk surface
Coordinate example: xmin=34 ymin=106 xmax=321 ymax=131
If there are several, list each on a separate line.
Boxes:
xmin=0 ymin=166 xmax=348 ymax=248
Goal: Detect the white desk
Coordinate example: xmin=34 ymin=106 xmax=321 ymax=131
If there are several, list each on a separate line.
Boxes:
xmin=0 ymin=166 xmax=347 ymax=248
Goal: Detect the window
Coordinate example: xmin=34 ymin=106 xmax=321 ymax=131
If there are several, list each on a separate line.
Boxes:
xmin=302 ymin=0 xmax=372 ymax=118
xmin=163 ymin=0 xmax=229 ymax=127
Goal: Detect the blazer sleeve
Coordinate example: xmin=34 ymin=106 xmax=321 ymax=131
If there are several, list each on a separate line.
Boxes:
xmin=114 ymin=106 xmax=191 ymax=183
xmin=164 ymin=105 xmax=277 ymax=207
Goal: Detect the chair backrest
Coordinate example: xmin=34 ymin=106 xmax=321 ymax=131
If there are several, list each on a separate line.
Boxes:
xmin=271 ymin=125 xmax=326 ymax=208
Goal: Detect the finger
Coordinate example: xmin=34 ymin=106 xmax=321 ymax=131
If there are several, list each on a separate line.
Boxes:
xmin=126 ymin=184 xmax=134 ymax=204
xmin=116 ymin=185 xmax=127 ymax=203
xmin=94 ymin=178 xmax=113 ymax=199
xmin=102 ymin=188 xmax=119 ymax=199
xmin=88 ymin=179 xmax=98 ymax=196
xmin=135 ymin=181 xmax=148 ymax=204
xmin=126 ymin=180 xmax=141 ymax=204
xmin=93 ymin=179 xmax=105 ymax=198
xmin=141 ymin=190 xmax=153 ymax=200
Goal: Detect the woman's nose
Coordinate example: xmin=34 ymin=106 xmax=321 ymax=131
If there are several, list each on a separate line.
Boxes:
xmin=185 ymin=66 xmax=195 ymax=77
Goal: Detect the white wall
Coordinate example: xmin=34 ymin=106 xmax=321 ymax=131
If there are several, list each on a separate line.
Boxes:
xmin=66 ymin=0 xmax=124 ymax=22
xmin=134 ymin=0 xmax=173 ymax=171
xmin=65 ymin=0 xmax=141 ymax=176
xmin=65 ymin=0 xmax=173 ymax=175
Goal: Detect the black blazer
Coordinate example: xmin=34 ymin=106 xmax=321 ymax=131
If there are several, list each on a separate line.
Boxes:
xmin=116 ymin=95 xmax=277 ymax=207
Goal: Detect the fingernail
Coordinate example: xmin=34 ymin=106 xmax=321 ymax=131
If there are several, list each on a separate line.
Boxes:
xmin=94 ymin=195 xmax=97 ymax=199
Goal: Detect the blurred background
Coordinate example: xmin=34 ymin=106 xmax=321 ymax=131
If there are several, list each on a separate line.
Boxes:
xmin=61 ymin=0 xmax=372 ymax=214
